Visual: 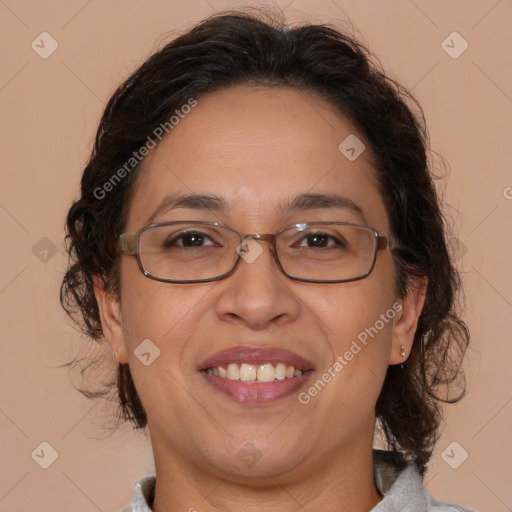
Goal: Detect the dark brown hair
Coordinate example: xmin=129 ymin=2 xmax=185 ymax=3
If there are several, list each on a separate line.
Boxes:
xmin=60 ymin=9 xmax=469 ymax=475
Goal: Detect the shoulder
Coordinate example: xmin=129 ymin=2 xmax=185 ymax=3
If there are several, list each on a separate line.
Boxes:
xmin=121 ymin=474 xmax=156 ymax=512
xmin=372 ymin=450 xmax=477 ymax=512
xmin=427 ymin=493 xmax=478 ymax=512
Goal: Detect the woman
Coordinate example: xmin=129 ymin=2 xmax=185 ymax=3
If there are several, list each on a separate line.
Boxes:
xmin=60 ymin=10 xmax=475 ymax=512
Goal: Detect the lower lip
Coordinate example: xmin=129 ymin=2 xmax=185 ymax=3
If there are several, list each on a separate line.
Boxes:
xmin=201 ymin=371 xmax=314 ymax=404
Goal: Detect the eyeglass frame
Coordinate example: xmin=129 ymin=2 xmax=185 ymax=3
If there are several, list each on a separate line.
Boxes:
xmin=119 ymin=220 xmax=397 ymax=284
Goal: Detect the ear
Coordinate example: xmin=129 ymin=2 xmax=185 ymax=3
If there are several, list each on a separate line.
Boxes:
xmin=389 ymin=276 xmax=428 ymax=365
xmin=93 ymin=275 xmax=128 ymax=364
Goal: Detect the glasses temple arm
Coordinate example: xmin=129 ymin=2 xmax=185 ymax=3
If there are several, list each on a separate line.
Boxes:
xmin=119 ymin=234 xmax=137 ymax=255
xmin=377 ymin=234 xmax=397 ymax=250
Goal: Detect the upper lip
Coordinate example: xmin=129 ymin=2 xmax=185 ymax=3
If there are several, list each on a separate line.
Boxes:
xmin=198 ymin=346 xmax=315 ymax=371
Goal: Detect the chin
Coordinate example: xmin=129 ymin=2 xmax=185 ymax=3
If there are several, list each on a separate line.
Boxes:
xmin=200 ymin=438 xmax=307 ymax=481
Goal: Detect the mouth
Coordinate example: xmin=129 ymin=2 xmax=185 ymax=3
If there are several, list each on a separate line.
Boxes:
xmin=198 ymin=346 xmax=315 ymax=404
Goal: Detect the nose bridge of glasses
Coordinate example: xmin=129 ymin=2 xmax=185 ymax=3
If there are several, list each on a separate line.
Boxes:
xmin=244 ymin=233 xmax=276 ymax=244
xmin=238 ymin=233 xmax=278 ymax=260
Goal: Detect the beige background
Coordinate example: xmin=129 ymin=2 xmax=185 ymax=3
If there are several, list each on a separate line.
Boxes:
xmin=0 ymin=0 xmax=511 ymax=511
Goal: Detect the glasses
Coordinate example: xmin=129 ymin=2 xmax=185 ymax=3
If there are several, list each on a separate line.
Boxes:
xmin=119 ymin=221 xmax=396 ymax=284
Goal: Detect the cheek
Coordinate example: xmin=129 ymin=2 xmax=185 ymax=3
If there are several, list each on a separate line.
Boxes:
xmin=117 ymin=276 xmax=208 ymax=412
xmin=309 ymin=274 xmax=395 ymax=342
xmin=294 ymin=297 xmax=396 ymax=449
xmin=304 ymin=269 xmax=397 ymax=403
xmin=299 ymin=280 xmax=397 ymax=426
xmin=119 ymin=258 xmax=208 ymax=341
xmin=118 ymin=269 xmax=220 ymax=385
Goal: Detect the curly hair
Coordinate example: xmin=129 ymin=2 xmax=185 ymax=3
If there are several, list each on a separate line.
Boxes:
xmin=60 ymin=9 xmax=469 ymax=475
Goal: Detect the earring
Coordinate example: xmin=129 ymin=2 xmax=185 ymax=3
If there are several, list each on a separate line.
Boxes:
xmin=114 ymin=348 xmax=119 ymax=363
xmin=400 ymin=345 xmax=406 ymax=370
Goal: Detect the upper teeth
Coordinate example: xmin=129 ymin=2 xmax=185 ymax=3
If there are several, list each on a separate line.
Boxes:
xmin=205 ymin=362 xmax=303 ymax=382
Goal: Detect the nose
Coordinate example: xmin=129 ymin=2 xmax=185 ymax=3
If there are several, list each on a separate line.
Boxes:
xmin=214 ymin=236 xmax=301 ymax=330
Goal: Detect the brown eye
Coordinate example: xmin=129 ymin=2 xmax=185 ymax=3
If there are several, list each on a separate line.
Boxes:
xmin=164 ymin=231 xmax=216 ymax=248
xmin=306 ymin=233 xmax=330 ymax=247
xmin=294 ymin=232 xmax=346 ymax=249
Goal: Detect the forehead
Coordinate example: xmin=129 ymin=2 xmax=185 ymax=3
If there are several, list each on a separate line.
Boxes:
xmin=126 ymin=85 xmax=389 ymax=232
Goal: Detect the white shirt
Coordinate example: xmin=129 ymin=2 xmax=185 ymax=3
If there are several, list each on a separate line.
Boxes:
xmin=121 ymin=450 xmax=477 ymax=512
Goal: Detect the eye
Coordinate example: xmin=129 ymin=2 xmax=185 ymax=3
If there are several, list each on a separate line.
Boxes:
xmin=164 ymin=230 xmax=218 ymax=248
xmin=294 ymin=232 xmax=346 ymax=249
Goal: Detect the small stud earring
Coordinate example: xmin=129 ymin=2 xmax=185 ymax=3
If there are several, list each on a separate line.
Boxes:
xmin=400 ymin=345 xmax=406 ymax=358
xmin=115 ymin=348 xmax=119 ymax=362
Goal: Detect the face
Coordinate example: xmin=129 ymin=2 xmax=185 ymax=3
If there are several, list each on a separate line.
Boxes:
xmin=96 ymin=85 xmax=423 ymax=483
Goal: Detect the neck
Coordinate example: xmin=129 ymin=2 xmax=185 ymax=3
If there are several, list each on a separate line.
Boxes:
xmin=151 ymin=436 xmax=383 ymax=512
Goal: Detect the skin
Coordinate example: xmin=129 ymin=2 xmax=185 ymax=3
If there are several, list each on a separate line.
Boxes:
xmin=95 ymin=85 xmax=426 ymax=512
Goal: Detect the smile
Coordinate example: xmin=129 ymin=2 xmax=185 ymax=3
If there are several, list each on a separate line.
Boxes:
xmin=201 ymin=369 xmax=313 ymax=403
xmin=198 ymin=346 xmax=315 ymax=403
xmin=205 ymin=362 xmax=303 ymax=382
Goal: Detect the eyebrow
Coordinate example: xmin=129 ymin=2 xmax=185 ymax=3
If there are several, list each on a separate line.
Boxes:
xmin=146 ymin=192 xmax=364 ymax=224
